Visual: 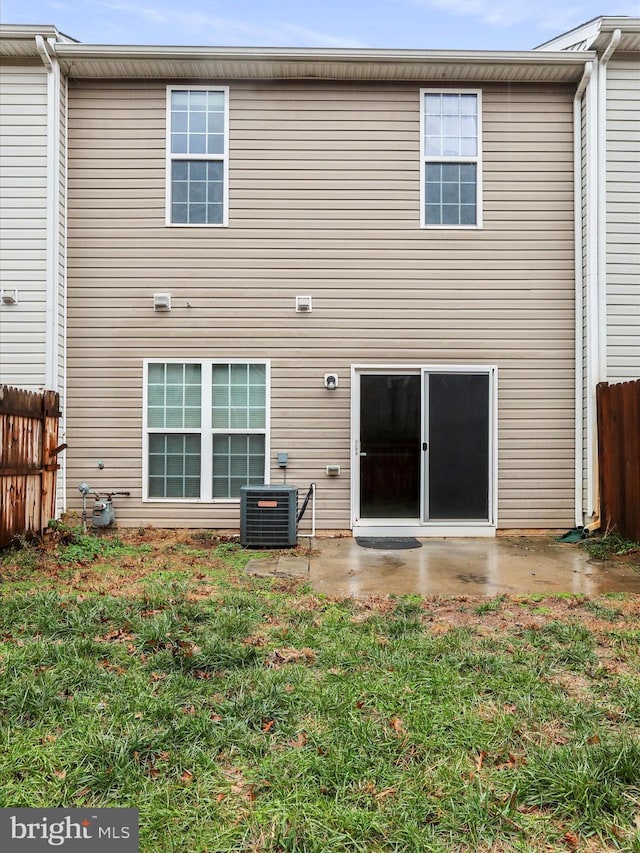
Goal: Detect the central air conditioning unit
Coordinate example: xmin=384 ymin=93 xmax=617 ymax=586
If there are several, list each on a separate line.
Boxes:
xmin=240 ymin=485 xmax=298 ymax=548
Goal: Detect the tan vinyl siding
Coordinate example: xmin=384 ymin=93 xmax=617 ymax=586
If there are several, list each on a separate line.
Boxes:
xmin=0 ymin=65 xmax=48 ymax=389
xmin=66 ymin=79 xmax=576 ymax=530
xmin=606 ymin=58 xmax=640 ymax=382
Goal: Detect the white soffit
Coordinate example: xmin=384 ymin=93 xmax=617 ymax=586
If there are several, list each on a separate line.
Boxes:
xmin=592 ymin=23 xmax=640 ymax=53
xmin=52 ymin=45 xmax=593 ymax=83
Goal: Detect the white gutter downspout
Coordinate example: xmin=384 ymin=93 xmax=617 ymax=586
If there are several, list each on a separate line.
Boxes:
xmin=585 ymin=28 xmax=621 ymax=530
xmin=36 ymin=34 xmax=64 ymax=514
xmin=584 ymin=53 xmax=600 ymax=525
xmin=62 ymin=74 xmax=68 ymax=514
xmin=36 ymin=34 xmax=61 ymax=393
xmin=573 ymin=60 xmax=593 ymax=528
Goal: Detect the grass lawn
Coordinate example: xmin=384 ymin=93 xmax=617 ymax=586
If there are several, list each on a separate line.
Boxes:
xmin=1 ymin=526 xmax=640 ymax=852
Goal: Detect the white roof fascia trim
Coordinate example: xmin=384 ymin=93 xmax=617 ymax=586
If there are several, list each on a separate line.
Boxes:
xmin=598 ymin=17 xmax=640 ymax=33
xmin=0 ymin=24 xmax=61 ymax=38
xmin=53 ymin=43 xmax=593 ymax=64
xmin=56 ymin=42 xmax=576 ymax=60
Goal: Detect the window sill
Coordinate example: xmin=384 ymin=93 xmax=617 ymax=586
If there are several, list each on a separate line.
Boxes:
xmin=142 ymin=497 xmax=241 ymax=503
xmin=165 ymin=222 xmax=229 ymax=228
xmin=421 ymin=223 xmax=483 ymax=230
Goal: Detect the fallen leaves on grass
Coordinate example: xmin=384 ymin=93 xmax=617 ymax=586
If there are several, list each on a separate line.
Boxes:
xmin=376 ymin=787 xmax=396 ymax=801
xmin=390 ymin=717 xmax=407 ymax=736
xmin=39 ymin=734 xmax=58 ymax=745
xmin=93 ymin=628 xmax=135 ymax=644
xmin=173 ymin=639 xmax=201 ymax=657
xmin=219 ymin=767 xmax=258 ymax=803
xmin=97 ymin=660 xmax=125 ymax=674
xmin=265 ymin=647 xmax=316 ymax=668
xmin=495 ymin=753 xmax=526 ymax=771
xmin=193 ymin=669 xmax=213 ymax=680
xmin=472 ymin=750 xmax=526 ymax=773
xmin=476 ymin=750 xmax=487 ymax=772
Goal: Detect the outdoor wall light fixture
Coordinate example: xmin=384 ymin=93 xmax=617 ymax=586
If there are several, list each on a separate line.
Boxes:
xmin=324 ymin=373 xmax=338 ymax=391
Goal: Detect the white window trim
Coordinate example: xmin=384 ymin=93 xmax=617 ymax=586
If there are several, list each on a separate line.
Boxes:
xmin=165 ymin=85 xmax=230 ymax=228
xmin=420 ymin=88 xmax=483 ymax=230
xmin=142 ymin=358 xmax=270 ymax=502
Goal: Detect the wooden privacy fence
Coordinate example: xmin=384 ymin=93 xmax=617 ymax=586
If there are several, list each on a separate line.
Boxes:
xmin=0 ymin=385 xmax=62 ymax=547
xmin=596 ymin=379 xmax=640 ymax=542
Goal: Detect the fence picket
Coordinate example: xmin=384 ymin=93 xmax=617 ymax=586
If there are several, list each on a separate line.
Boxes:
xmin=0 ymin=385 xmax=61 ymax=547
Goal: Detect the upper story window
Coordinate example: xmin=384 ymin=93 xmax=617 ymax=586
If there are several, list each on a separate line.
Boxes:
xmin=421 ymin=90 xmax=482 ymax=228
xmin=166 ymin=87 xmax=229 ymax=226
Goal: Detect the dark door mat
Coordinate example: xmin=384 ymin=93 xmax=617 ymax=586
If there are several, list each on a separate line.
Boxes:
xmin=356 ymin=537 xmax=423 ymax=550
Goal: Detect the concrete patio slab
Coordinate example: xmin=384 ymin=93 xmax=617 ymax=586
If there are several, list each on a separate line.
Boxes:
xmin=246 ymin=536 xmax=640 ymax=597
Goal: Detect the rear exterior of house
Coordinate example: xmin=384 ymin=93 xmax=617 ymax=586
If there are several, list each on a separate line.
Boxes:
xmin=59 ymin=46 xmax=591 ymax=536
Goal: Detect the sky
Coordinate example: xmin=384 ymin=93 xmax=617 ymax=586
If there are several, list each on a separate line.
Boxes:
xmin=2 ymin=0 xmax=640 ymax=50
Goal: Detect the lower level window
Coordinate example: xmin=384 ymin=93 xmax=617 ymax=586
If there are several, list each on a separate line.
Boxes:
xmin=145 ymin=360 xmax=269 ymax=500
xmin=213 ymin=434 xmax=266 ymax=499
xmin=149 ymin=434 xmax=201 ymax=498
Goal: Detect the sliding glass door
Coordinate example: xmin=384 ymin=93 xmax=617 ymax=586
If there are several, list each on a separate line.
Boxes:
xmin=355 ymin=368 xmax=494 ymax=525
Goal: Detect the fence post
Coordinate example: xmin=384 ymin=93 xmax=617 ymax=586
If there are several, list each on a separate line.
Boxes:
xmin=622 ymin=380 xmax=640 ymax=541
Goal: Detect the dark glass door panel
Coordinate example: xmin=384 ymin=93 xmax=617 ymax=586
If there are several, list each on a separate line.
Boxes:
xmin=360 ymin=374 xmax=421 ymax=518
xmin=428 ymin=373 xmax=489 ymax=520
